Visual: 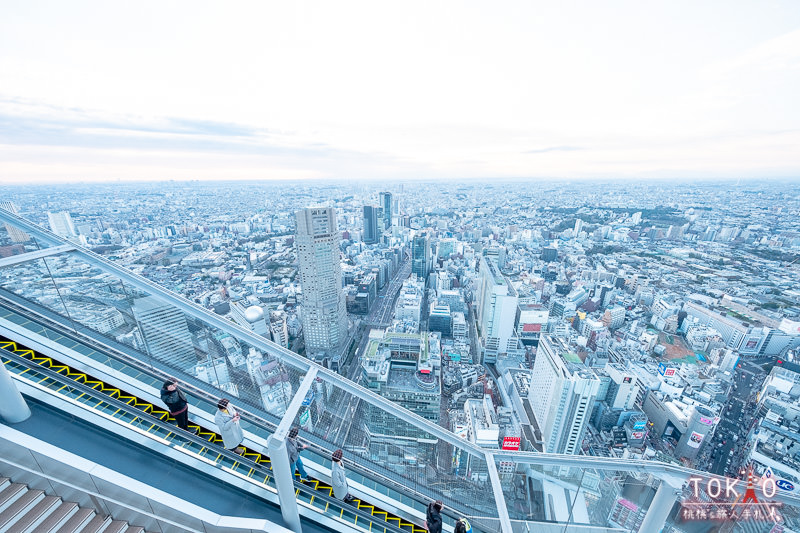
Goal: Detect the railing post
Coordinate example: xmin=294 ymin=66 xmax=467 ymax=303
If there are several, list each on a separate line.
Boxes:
xmin=486 ymin=451 xmax=513 ymax=533
xmin=267 ymin=368 xmax=318 ymax=533
xmin=268 ymin=433 xmax=303 ymax=533
xmin=639 ymin=476 xmax=683 ymax=533
xmin=0 ymin=357 xmax=31 ymax=423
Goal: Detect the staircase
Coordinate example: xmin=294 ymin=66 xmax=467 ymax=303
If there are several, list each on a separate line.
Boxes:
xmin=0 ymin=477 xmax=147 ymax=533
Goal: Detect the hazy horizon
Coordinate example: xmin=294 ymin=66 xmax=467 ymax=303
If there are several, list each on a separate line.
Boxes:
xmin=2 ymin=1 xmax=800 ymax=184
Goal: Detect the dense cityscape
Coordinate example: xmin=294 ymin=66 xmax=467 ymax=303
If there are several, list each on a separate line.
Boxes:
xmin=2 ymin=178 xmax=800 ymax=530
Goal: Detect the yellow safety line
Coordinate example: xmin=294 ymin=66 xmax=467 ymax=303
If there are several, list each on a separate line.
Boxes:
xmin=8 ymin=339 xmax=424 ymax=533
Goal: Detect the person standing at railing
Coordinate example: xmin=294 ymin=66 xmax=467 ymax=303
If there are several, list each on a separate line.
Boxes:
xmin=425 ymin=500 xmax=443 ymax=533
xmin=286 ymin=426 xmax=310 ymax=482
xmin=215 ymin=398 xmax=245 ymax=454
xmin=161 ymin=379 xmax=191 ymax=432
xmin=454 ymin=517 xmax=472 ymax=533
xmin=331 ymin=449 xmax=355 ymax=504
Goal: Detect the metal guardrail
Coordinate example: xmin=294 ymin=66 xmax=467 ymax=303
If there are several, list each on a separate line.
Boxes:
xmin=0 ymin=294 xmax=465 ymax=527
xmin=1 ymin=345 xmax=417 ymax=533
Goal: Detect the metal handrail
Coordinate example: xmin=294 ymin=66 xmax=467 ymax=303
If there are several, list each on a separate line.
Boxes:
xmin=1 ymin=346 xmax=412 ymax=533
xmin=0 ymin=294 xmax=466 ymax=523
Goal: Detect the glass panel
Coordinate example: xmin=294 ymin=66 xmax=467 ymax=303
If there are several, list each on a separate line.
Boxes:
xmin=0 ymin=250 xmax=307 ymax=427
xmin=0 ymin=212 xmax=53 ymax=253
xmin=496 ymin=457 xmax=664 ymax=532
xmin=0 ymin=256 xmax=73 ymax=345
xmin=291 ymin=373 xmax=499 ymax=532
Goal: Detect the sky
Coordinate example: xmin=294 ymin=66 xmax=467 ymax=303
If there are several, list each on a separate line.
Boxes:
xmin=1 ymin=1 xmax=799 ymax=184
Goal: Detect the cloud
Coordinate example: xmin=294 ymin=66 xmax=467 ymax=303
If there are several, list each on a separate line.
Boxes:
xmin=0 ymin=100 xmax=358 ymax=160
xmin=524 ymin=146 xmax=583 ymax=154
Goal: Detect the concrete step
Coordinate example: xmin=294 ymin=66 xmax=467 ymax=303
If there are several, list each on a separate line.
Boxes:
xmin=55 ymin=508 xmax=95 ymax=533
xmin=76 ymin=514 xmax=111 ymax=533
xmin=0 ymin=489 xmax=45 ymax=531
xmin=99 ymin=521 xmax=127 ymax=533
xmin=30 ymin=501 xmax=78 ymax=533
xmin=6 ymin=495 xmax=60 ymax=533
xmin=0 ymin=485 xmax=27 ymax=514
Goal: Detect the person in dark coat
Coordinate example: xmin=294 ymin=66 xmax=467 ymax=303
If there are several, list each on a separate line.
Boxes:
xmin=160 ymin=380 xmax=190 ymax=431
xmin=425 ymin=500 xmax=443 ymax=533
xmin=454 ymin=517 xmax=472 ymax=533
xmin=286 ymin=426 xmax=310 ymax=481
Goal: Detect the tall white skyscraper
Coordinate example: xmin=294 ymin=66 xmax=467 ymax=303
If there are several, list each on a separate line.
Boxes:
xmin=477 ymin=256 xmax=518 ymax=352
xmin=0 ymin=201 xmax=29 ymax=242
xmin=47 ymin=211 xmax=77 ymax=238
xmin=529 ymin=335 xmax=600 ymax=455
xmin=132 ymin=296 xmax=196 ymax=370
xmin=295 ymin=207 xmax=347 ymax=356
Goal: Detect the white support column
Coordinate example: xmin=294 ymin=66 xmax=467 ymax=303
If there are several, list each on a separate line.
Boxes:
xmin=0 ymin=358 xmax=31 ymax=423
xmin=266 ymin=368 xmax=318 ymax=533
xmin=485 ymin=451 xmax=513 ymax=533
xmin=0 ymin=244 xmax=75 ymax=269
xmin=639 ymin=476 xmax=682 ymax=533
xmin=268 ymin=434 xmax=302 ymax=533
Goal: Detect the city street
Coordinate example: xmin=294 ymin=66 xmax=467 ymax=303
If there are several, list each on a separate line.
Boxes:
xmin=703 ymin=366 xmax=763 ymax=477
xmin=321 ymin=255 xmax=411 ymax=445
xmin=365 ymin=256 xmax=411 ymax=328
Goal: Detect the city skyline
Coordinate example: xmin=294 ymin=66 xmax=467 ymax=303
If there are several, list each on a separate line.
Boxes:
xmin=1 ymin=1 xmax=800 ymax=183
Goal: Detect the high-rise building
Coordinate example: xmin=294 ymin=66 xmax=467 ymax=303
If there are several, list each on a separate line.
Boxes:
xmin=269 ymin=311 xmax=290 ymax=348
xmin=477 ymin=256 xmax=518 ymax=357
xmin=0 ymin=201 xmax=29 ymax=242
xmin=602 ymin=306 xmax=626 ymax=329
xmin=132 ymin=296 xmax=196 ymax=370
xmin=605 ymin=363 xmax=638 ymax=410
xmin=411 ymin=234 xmax=430 ymax=281
xmin=295 ymin=207 xmax=348 ymax=356
xmin=362 ymin=205 xmax=379 ymax=244
xmin=542 ymin=246 xmax=558 ymax=262
xmin=47 ymin=211 xmax=77 ymax=238
xmin=428 ymin=303 xmax=451 ymax=336
xmin=529 ymin=336 xmax=600 ymax=455
xmin=379 ymin=191 xmax=393 ymax=231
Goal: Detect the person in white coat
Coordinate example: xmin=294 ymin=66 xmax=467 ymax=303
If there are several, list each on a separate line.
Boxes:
xmin=215 ymin=398 xmax=244 ymax=454
xmin=331 ymin=449 xmax=354 ymax=504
